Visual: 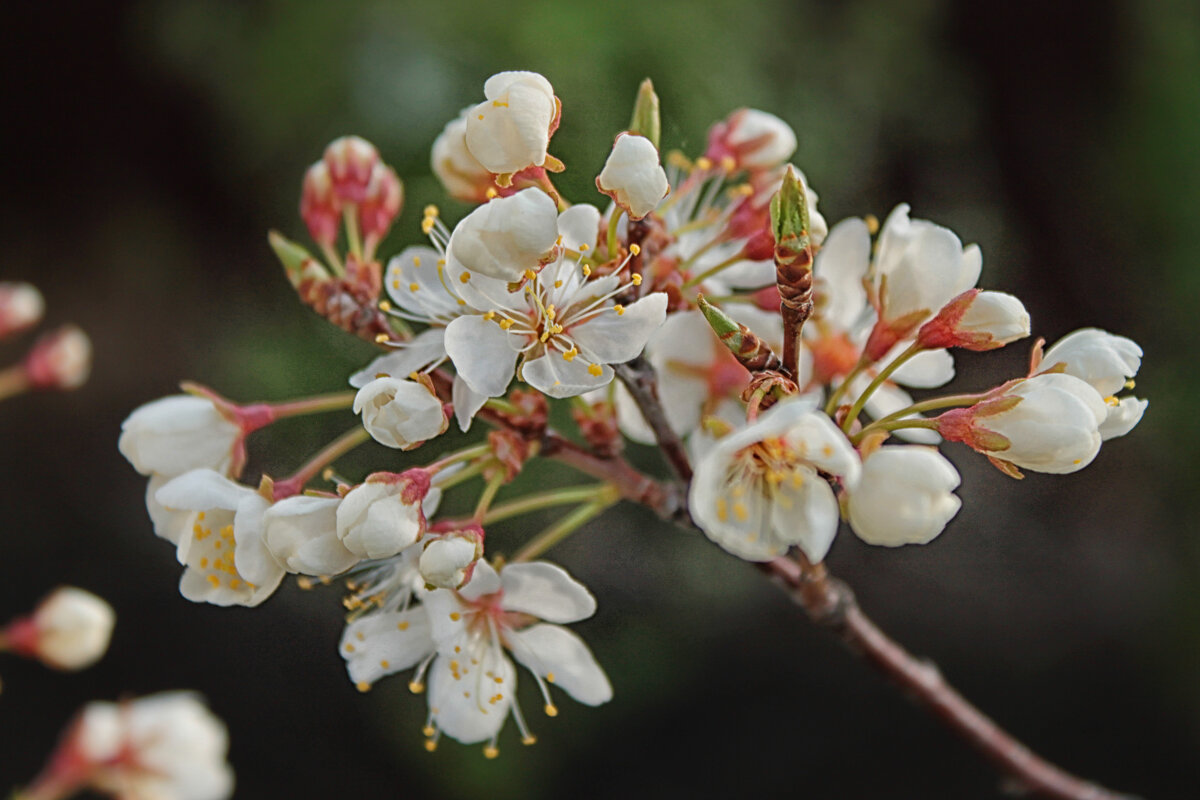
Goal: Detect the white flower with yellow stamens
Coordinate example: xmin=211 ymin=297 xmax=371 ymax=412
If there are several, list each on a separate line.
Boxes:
xmin=1038 ymin=328 xmax=1147 ymax=440
xmin=465 ymin=71 xmax=558 ymax=176
xmin=153 ymin=469 xmax=284 ymax=607
xmin=689 ymin=397 xmax=861 ymax=563
xmin=442 ymin=196 xmax=666 ymax=399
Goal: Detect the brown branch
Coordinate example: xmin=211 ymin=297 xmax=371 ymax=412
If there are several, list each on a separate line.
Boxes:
xmin=613 ymin=356 xmax=693 ymax=482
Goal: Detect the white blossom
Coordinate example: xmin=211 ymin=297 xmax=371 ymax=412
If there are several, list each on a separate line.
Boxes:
xmin=443 ymin=199 xmax=667 ymax=399
xmin=154 ymin=469 xmax=283 ymax=606
xmin=707 ymin=108 xmax=797 ymax=171
xmin=596 ymin=133 xmax=670 ymax=220
xmin=419 ymin=533 xmax=482 ymax=589
xmin=1040 ymin=328 xmax=1147 ymax=440
xmin=465 ymin=71 xmax=558 ymax=175
xmin=939 ymin=373 xmax=1107 ymax=474
xmin=446 ymin=188 xmax=560 ymax=282
xmin=68 ymin=692 xmax=234 ymax=800
xmin=119 ymin=395 xmax=242 ymax=478
xmin=690 ymin=398 xmax=861 ymax=562
xmin=264 ymin=495 xmax=359 ymax=576
xmin=847 ymin=447 xmax=962 ymax=546
xmin=12 ymin=587 xmax=116 ymax=670
xmin=337 ymin=471 xmax=430 ymax=560
xmin=353 ymin=377 xmax=447 ymax=449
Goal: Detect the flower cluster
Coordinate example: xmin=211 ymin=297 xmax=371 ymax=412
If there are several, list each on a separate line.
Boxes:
xmin=117 ymin=70 xmax=1146 ymax=765
xmin=0 ymin=282 xmax=92 ymax=403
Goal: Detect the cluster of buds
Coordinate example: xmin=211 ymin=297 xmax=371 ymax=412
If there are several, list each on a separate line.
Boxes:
xmin=115 ymin=69 xmax=1146 ymax=769
xmin=0 ymin=283 xmax=92 ymax=402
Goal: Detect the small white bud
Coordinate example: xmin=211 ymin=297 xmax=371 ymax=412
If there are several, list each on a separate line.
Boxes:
xmin=848 ymin=447 xmax=962 ymax=547
xmin=29 ymin=587 xmax=116 ymax=670
xmin=353 ymin=377 xmax=447 ymax=450
xmin=419 ymin=535 xmax=482 ymax=589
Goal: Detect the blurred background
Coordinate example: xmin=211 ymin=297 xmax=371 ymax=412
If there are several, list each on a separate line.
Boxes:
xmin=2 ymin=0 xmax=1198 ymax=797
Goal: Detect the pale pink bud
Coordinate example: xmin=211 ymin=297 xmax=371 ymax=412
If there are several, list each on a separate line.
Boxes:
xmin=704 ymin=108 xmax=797 ymax=172
xmin=419 ymin=526 xmax=484 ymax=589
xmin=3 ymin=587 xmax=115 ymax=670
xmin=23 ymin=324 xmax=92 ymax=390
xmin=300 ymin=160 xmax=342 ymax=248
xmin=357 ymin=163 xmax=403 ymax=243
xmin=323 ymin=135 xmax=380 ymax=203
xmin=916 ymin=289 xmax=1030 ymax=351
xmin=337 ymin=469 xmax=432 ymax=559
xmin=0 ymin=281 xmax=44 ymax=338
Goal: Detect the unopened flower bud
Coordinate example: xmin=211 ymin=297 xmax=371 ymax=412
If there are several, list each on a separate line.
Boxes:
xmin=916 ymin=289 xmax=1030 ymax=351
xmin=358 ymin=163 xmax=403 ymax=244
xmin=935 ymin=373 xmax=1106 ymax=475
xmin=23 ymin=324 xmax=91 ymax=390
xmin=264 ymin=495 xmax=359 ymax=576
xmin=446 ymin=188 xmax=559 ymax=282
xmin=354 ymin=377 xmax=447 ymax=450
xmin=848 ymin=447 xmax=962 ymax=546
xmin=432 ymin=108 xmax=495 ymax=202
xmin=3 ymin=587 xmax=115 ymax=670
xmin=704 ymin=108 xmax=797 ymax=172
xmin=466 ymin=71 xmax=559 ymax=176
xmin=324 ymin=135 xmax=380 ymax=204
xmin=1038 ymin=328 xmax=1147 ymax=441
xmin=0 ymin=281 xmax=44 ymax=338
xmin=596 ymin=133 xmax=670 ymax=220
xmin=419 ymin=530 xmax=483 ymax=589
xmin=337 ymin=469 xmax=432 ymax=559
xmin=300 ymin=161 xmax=342 ymax=248
xmin=119 ymin=392 xmax=249 ymax=478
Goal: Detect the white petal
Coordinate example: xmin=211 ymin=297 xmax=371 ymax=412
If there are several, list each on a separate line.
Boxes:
xmin=768 ymin=465 xmax=842 ymax=563
xmin=890 ymin=347 xmax=955 ymax=389
xmin=508 ymin=624 xmax=612 ymax=706
xmin=341 ymin=607 xmax=433 ymax=687
xmin=521 ymin=353 xmax=613 ymax=398
xmin=814 ymin=217 xmax=871 ymax=331
xmin=1099 ymin=396 xmax=1147 ymax=440
xmin=429 ymin=649 xmax=514 ymax=744
xmin=453 ymin=374 xmax=489 ymax=431
xmin=384 ymin=246 xmax=461 ymax=320
xmin=447 ymin=189 xmax=559 ymax=282
xmin=557 ymin=204 xmax=601 ymax=252
xmin=569 ymin=292 xmax=667 ymax=364
xmin=155 ymin=469 xmax=247 ymax=514
xmin=458 ymin=559 xmax=502 ymax=600
xmin=264 ymin=495 xmax=358 ymax=576
xmin=119 ymin=396 xmax=239 ymax=477
xmin=499 ymin=562 xmax=597 ymax=623
xmin=444 ymin=315 xmax=519 ymax=397
xmin=349 ymin=329 xmax=446 ymax=388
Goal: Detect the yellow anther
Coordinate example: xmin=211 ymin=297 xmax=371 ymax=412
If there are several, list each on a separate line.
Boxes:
xmin=213 ymin=540 xmax=222 ymax=549
xmin=422 ymin=725 xmax=436 ymax=737
xmin=459 ymin=271 xmax=471 ymax=283
xmin=1073 ymin=459 xmax=1082 ymax=465
xmin=613 ymin=304 xmax=625 ymax=316
xmin=200 ymin=557 xmax=208 ymax=568
xmin=229 ymin=578 xmax=241 ymax=590
xmin=298 ymin=576 xmax=314 ymax=590
xmin=409 ymin=681 xmax=425 ymax=694
xmin=865 ymin=214 xmax=880 ymax=235
xmin=546 ymin=672 xmax=556 ymax=684
xmin=344 ymin=643 xmax=355 ymax=653
xmin=355 ymin=681 xmax=372 ymax=693
xmin=716 ymin=498 xmax=729 ymax=522
xmin=196 ymin=512 xmax=205 ymax=521
xmin=737 ymin=183 xmax=755 ymax=196
xmin=421 ymin=218 xmax=435 ymax=234
xmin=356 ymin=631 xmax=365 ymax=641
xmin=822 ymin=444 xmax=833 ymax=457
xmin=457 ymin=299 xmax=467 ymax=306
xmin=380 ymin=660 xmax=390 ymax=669
xmin=424 ymin=739 xmax=438 ymax=752
xmin=582 ymin=264 xmax=592 ymax=277
xmin=554 ymin=279 xmax=563 ymax=288
xmin=629 ymin=243 xmax=641 ymax=256
xmin=423 ymin=205 xmax=439 ymax=217
xmin=524 ymin=268 xmax=538 ymax=280
xmin=392 ymin=279 xmax=401 ymax=290
xmin=556 ymin=235 xmax=563 ymax=245
xmin=695 ymin=156 xmax=713 ymax=171
xmin=553 ymin=324 xmax=563 ymax=333
xmin=588 ymin=363 xmax=603 ymax=377
xmin=733 ymin=502 xmax=749 ymax=522
xmin=540 ymin=330 xmax=552 ymax=343
xmin=493 ymin=676 xmax=504 ymax=684
xmin=492 ymin=100 xmax=509 ymax=108
xmin=579 ymin=243 xmax=589 ymax=251
xmin=544 ymin=704 xmax=559 ymax=717
xmin=485 ymin=187 xmax=498 ymax=199
xmin=484 ymin=745 xmax=500 ymax=759
xmin=562 ymin=348 xmax=578 ymax=362
xmin=408 ymin=282 xmax=420 ymax=291
xmin=522 ymin=735 xmax=537 ymax=746
xmin=546 ymin=305 xmax=557 ymax=319
xmin=1105 ymin=395 xmax=1120 ymax=407
xmin=483 ymin=310 xmax=496 ymax=321
xmin=499 ymin=318 xmax=514 ymax=330
xmin=412 ymin=256 xmax=422 ymax=267
xmin=719 ymin=155 xmax=737 ymax=172
xmin=397 ymin=620 xmax=410 ymax=631
xmin=192 ymin=523 xmax=203 ymax=537
xmin=631 ymin=273 xmax=643 ymax=286
xmin=408 ymin=371 xmax=420 ymax=381
xmin=207 ymin=575 xmax=220 ymax=588
xmin=221 ymin=525 xmax=233 ymax=539
xmin=379 ymin=300 xmax=392 ymax=312
xmin=375 ymin=333 xmax=391 ymax=343
xmin=1125 ymin=379 xmax=1136 ymax=390
xmin=449 ymin=612 xmax=462 ymax=621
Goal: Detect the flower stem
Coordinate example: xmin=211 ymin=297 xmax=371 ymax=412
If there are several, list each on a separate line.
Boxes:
xmin=344 ymin=205 xmax=363 ymax=263
xmin=434 ymin=459 xmax=490 ymax=491
xmin=427 ymin=443 xmax=493 ymax=474
xmin=472 ymin=470 xmax=507 ymax=522
xmin=822 ymin=359 xmax=868 ymax=417
xmin=606 ymin=208 xmax=625 ymax=259
xmin=841 ymin=342 xmax=924 ymax=433
xmin=273 ymin=426 xmax=371 ymax=498
xmin=0 ymin=365 xmax=30 ymax=403
xmin=679 ymin=253 xmax=746 ymax=289
xmin=510 ymin=498 xmax=618 ymax=563
xmin=268 ymin=391 xmax=357 ymax=419
xmin=481 ymin=484 xmax=618 ymax=526
xmin=483 ymin=397 xmax=521 ymax=415
xmin=852 ymin=393 xmax=986 ymax=443
xmin=320 ymin=242 xmax=345 ymax=277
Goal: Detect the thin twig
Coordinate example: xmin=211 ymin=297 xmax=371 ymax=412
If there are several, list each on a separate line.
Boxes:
xmin=613 ymin=356 xmax=693 ymax=482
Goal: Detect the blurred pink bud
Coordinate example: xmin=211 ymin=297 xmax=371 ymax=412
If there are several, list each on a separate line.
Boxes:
xmin=0 ymin=281 xmax=44 ymax=338
xmin=3 ymin=587 xmax=115 ymax=671
xmin=324 ymin=135 xmax=380 ymax=203
xmin=300 ymin=161 xmax=342 ymax=248
xmin=23 ymin=324 xmax=92 ymax=390
xmin=358 ymin=163 xmax=403 ymax=243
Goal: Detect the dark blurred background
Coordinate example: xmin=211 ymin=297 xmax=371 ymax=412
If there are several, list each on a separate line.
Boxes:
xmin=2 ymin=0 xmax=1198 ymax=797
